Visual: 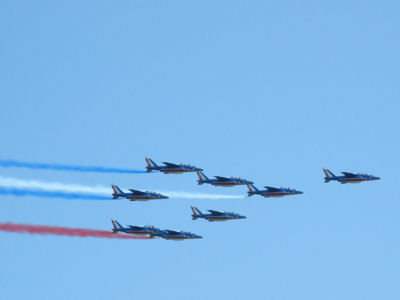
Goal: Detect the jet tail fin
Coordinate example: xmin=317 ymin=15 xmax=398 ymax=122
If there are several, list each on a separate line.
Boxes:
xmin=111 ymin=219 xmax=123 ymax=232
xmin=196 ymin=171 xmax=209 ymax=184
xmin=191 ymin=206 xmax=202 ymax=220
xmin=323 ymin=168 xmax=335 ymax=182
xmin=145 ymin=157 xmax=158 ymax=172
xmin=111 ymin=184 xmax=123 ymax=199
xmin=247 ymin=184 xmax=259 ymax=196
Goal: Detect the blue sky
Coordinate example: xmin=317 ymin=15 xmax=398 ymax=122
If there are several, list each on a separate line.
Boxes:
xmin=0 ymin=1 xmax=399 ymax=299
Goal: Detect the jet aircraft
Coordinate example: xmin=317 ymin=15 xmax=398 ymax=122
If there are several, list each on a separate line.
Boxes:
xmin=247 ymin=184 xmax=303 ymax=197
xmin=111 ymin=219 xmax=166 ymax=237
xmin=323 ymin=168 xmax=381 ymax=184
xmin=153 ymin=230 xmax=202 ymax=241
xmin=145 ymin=157 xmax=203 ymax=174
xmin=111 ymin=184 xmax=168 ymax=201
xmin=196 ymin=171 xmax=253 ymax=187
xmin=191 ymin=206 xmax=246 ymax=222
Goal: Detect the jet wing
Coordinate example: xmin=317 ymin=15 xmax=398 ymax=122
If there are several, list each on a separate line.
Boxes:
xmin=214 ymin=176 xmax=231 ymax=181
xmin=342 ymin=172 xmax=357 ymax=177
xmin=128 ymin=189 xmax=146 ymax=195
xmin=264 ymin=186 xmax=280 ymax=192
xmin=162 ymin=162 xmax=180 ymax=168
xmin=166 ymin=230 xmax=181 ymax=235
xmin=128 ymin=225 xmax=144 ymax=230
xmin=208 ymin=210 xmax=224 ymax=216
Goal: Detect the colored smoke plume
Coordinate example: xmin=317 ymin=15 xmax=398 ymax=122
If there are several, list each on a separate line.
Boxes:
xmin=0 ymin=176 xmax=243 ymax=200
xmin=0 ymin=159 xmax=147 ymax=174
xmin=0 ymin=187 xmax=111 ymax=200
xmin=0 ymin=176 xmax=110 ymax=194
xmin=0 ymin=222 xmax=149 ymax=239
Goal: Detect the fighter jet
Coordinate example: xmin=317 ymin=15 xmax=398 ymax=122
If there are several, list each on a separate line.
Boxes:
xmin=191 ymin=206 xmax=246 ymax=222
xmin=111 ymin=219 xmax=166 ymax=237
xmin=247 ymin=184 xmax=303 ymax=198
xmin=154 ymin=230 xmax=202 ymax=241
xmin=111 ymin=184 xmax=168 ymax=201
xmin=196 ymin=171 xmax=253 ymax=187
xmin=145 ymin=157 xmax=203 ymax=174
xmin=323 ymin=168 xmax=381 ymax=184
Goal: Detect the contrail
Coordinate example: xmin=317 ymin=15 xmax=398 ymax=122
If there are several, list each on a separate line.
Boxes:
xmin=0 ymin=159 xmax=147 ymax=174
xmin=0 ymin=222 xmax=149 ymax=239
xmin=0 ymin=176 xmax=243 ymax=200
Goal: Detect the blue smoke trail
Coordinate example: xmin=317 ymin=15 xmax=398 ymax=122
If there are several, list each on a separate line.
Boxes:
xmin=0 ymin=187 xmax=114 ymax=200
xmin=0 ymin=159 xmax=147 ymax=174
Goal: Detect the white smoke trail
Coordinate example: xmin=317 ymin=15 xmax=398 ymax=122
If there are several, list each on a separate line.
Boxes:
xmin=0 ymin=176 xmax=110 ymax=194
xmin=0 ymin=176 xmax=243 ymax=200
xmin=155 ymin=191 xmax=243 ymax=200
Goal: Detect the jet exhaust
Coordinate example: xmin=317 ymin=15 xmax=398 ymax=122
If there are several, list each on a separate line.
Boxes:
xmin=0 ymin=159 xmax=147 ymax=174
xmin=0 ymin=222 xmax=149 ymax=239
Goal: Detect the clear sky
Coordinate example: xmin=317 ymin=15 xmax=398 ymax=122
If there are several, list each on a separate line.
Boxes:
xmin=0 ymin=1 xmax=399 ymax=299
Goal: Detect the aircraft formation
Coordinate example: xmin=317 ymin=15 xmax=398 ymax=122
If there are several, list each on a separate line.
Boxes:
xmin=110 ymin=157 xmax=381 ymax=240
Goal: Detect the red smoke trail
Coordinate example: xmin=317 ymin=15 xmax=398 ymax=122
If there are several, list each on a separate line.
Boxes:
xmin=0 ymin=222 xmax=149 ymax=240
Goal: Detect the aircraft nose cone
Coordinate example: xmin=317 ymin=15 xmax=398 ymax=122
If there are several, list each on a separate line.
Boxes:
xmin=374 ymin=177 xmax=381 ymax=180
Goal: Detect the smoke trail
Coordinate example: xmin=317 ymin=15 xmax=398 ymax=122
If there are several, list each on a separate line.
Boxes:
xmin=0 ymin=187 xmax=111 ymax=200
xmin=0 ymin=176 xmax=243 ymax=200
xmin=158 ymin=191 xmax=243 ymax=200
xmin=0 ymin=222 xmax=149 ymax=239
xmin=0 ymin=176 xmax=110 ymax=195
xmin=0 ymin=159 xmax=147 ymax=174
